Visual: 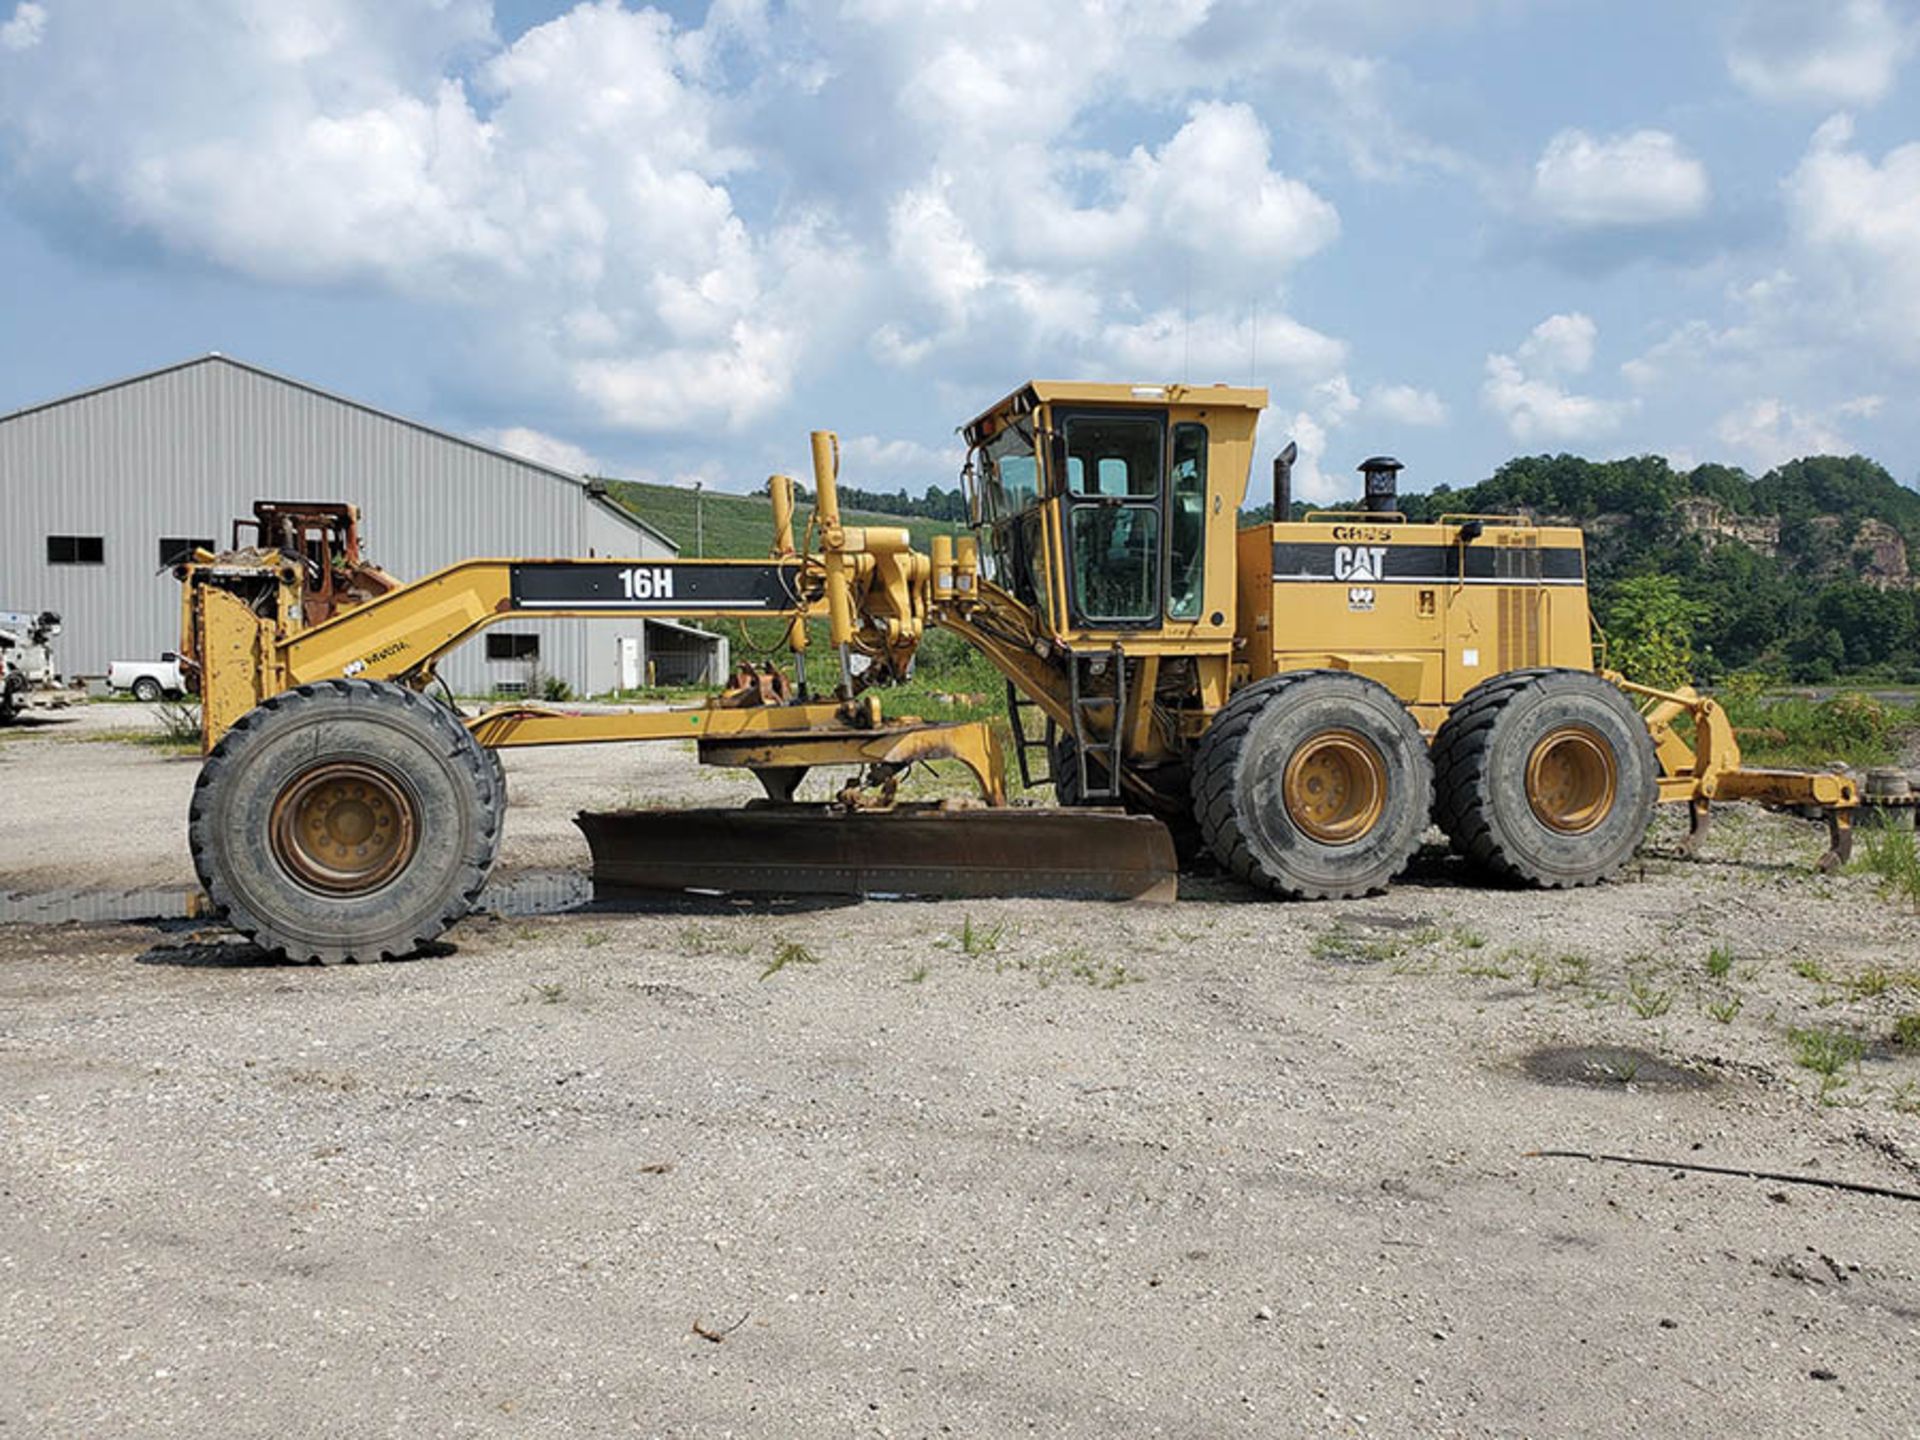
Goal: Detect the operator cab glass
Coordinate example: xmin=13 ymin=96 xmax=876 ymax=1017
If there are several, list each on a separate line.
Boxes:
xmin=978 ymin=419 xmax=1051 ymax=620
xmin=1061 ymin=412 xmax=1163 ymax=626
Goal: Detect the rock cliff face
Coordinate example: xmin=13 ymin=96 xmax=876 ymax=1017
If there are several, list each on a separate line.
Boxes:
xmin=1674 ymin=497 xmax=1782 ymax=557
xmin=1673 ymin=498 xmax=1915 ymax=590
xmin=1851 ymin=518 xmax=1914 ymax=590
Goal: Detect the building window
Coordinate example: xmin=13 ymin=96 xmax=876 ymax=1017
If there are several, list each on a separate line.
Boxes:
xmin=47 ymin=535 xmax=105 ymax=565
xmin=159 ymin=537 xmax=215 ymax=568
xmin=486 ymin=632 xmax=540 ymax=661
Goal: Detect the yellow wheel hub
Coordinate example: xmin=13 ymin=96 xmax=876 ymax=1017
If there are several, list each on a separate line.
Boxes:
xmin=1283 ymin=730 xmax=1388 ymax=845
xmin=271 ymin=761 xmax=418 ymax=895
xmin=1526 ymin=725 xmax=1617 ymax=834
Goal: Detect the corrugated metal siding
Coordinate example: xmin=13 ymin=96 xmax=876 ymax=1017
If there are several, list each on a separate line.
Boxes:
xmin=0 ymin=358 xmax=681 ymax=695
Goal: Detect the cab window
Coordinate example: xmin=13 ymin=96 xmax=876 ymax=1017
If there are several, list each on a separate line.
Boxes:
xmin=1062 ymin=412 xmax=1163 ymax=625
xmin=1167 ymin=422 xmax=1207 ymax=620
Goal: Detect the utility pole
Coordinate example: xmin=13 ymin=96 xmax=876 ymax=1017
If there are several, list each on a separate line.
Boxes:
xmin=693 ymin=480 xmax=704 ymax=557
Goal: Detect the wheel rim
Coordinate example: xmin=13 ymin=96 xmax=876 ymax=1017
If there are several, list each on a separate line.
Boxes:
xmin=270 ymin=761 xmax=419 ymax=895
xmin=1526 ymin=725 xmax=1617 ymax=834
xmin=1282 ymin=729 xmax=1388 ymax=845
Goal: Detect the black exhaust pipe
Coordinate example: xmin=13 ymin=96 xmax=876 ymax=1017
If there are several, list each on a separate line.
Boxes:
xmin=1273 ymin=441 xmax=1298 ymax=519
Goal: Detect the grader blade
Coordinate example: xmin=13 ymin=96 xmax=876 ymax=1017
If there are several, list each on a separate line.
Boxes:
xmin=576 ymin=805 xmax=1179 ymax=903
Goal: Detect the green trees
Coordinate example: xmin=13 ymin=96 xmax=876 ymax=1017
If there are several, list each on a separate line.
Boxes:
xmin=1601 ymin=575 xmax=1705 ymax=689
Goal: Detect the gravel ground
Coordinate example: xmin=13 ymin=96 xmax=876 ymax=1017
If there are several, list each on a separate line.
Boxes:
xmin=4 ymin=706 xmax=1920 ymax=1437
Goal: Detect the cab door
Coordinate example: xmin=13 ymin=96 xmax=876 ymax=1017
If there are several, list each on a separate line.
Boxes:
xmin=1055 ymin=410 xmax=1165 ymax=630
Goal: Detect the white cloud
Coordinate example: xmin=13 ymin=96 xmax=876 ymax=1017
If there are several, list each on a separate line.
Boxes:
xmin=1483 ymin=314 xmax=1631 ymax=444
xmin=1532 ymin=128 xmax=1710 ymax=228
xmin=0 ymin=0 xmax=816 ymax=433
xmin=0 ymin=2 xmax=44 ymax=50
xmin=1097 ymin=308 xmax=1346 ymax=386
xmin=1366 ymin=384 xmax=1448 ymax=426
xmin=1782 ymin=114 xmax=1920 ymax=363
xmin=1728 ymin=0 xmax=1918 ymax=107
xmin=474 ymin=426 xmax=598 ymax=475
xmin=1517 ymin=312 xmax=1598 ymax=375
xmin=1714 ymin=397 xmax=1872 ymax=469
xmin=838 ymin=434 xmax=966 ymax=491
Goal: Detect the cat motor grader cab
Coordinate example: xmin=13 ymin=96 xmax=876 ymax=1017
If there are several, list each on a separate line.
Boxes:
xmin=178 ymin=381 xmax=1855 ymax=962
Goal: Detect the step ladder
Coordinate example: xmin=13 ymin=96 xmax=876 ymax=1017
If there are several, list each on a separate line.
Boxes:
xmin=1005 ymin=681 xmax=1056 ymax=791
xmin=1065 ymin=645 xmax=1127 ymax=801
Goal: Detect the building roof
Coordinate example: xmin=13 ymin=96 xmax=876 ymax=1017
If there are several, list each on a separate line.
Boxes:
xmin=0 ymin=353 xmax=678 ymax=553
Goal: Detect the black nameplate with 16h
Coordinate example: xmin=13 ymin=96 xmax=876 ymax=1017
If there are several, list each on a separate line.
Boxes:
xmin=509 ymin=561 xmax=802 ymax=612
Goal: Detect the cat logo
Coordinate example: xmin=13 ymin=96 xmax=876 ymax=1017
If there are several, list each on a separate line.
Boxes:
xmin=1347 ymin=586 xmax=1376 ymax=612
xmin=1333 ymin=544 xmax=1387 ymax=582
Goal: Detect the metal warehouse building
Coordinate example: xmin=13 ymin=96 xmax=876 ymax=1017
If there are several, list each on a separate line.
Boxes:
xmin=0 ymin=355 xmax=725 ymax=697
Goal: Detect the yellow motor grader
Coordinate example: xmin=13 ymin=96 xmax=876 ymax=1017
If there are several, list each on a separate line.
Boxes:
xmin=176 ymin=381 xmax=1855 ymax=961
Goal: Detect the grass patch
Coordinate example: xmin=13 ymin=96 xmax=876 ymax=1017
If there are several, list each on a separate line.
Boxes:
xmin=1627 ymin=978 xmax=1674 ymax=1019
xmin=1892 ymin=1013 xmax=1920 ymax=1049
xmin=1705 ymin=943 xmax=1734 ymax=981
xmin=1851 ymin=827 xmax=1920 ymax=914
xmin=1706 ymin=995 xmax=1744 ymax=1025
xmin=954 ymin=914 xmax=1005 ymax=956
xmin=905 ymin=963 xmax=930 ymax=984
xmin=1788 ymin=1026 xmax=1866 ymax=1104
xmin=1720 ymin=689 xmax=1916 ymax=770
xmin=760 ymin=939 xmax=824 ymax=981
xmin=994 ymin=946 xmax=1142 ymax=989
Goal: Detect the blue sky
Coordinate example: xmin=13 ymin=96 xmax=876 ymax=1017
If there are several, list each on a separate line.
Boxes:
xmin=1 ymin=0 xmax=1917 ymax=503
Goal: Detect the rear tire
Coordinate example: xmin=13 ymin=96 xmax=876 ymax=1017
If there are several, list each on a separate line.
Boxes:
xmin=132 ymin=676 xmax=163 ymax=702
xmin=189 ymin=679 xmax=503 ymax=962
xmin=1191 ymin=670 xmax=1431 ymax=899
xmin=1432 ymin=668 xmax=1656 ymax=888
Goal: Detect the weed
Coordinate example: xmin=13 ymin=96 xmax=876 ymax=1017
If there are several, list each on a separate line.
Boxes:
xmin=1789 ymin=1027 xmax=1866 ymax=1105
xmin=905 ymin=963 xmax=930 ymax=985
xmin=1705 ymin=944 xmax=1733 ymax=981
xmin=1461 ymin=958 xmax=1515 ymax=980
xmin=1452 ymin=927 xmax=1487 ymax=951
xmin=1844 ymin=966 xmax=1891 ymax=1000
xmin=957 ymin=915 xmax=1005 ymax=956
xmin=1893 ymin=1013 xmax=1920 ymax=1049
xmin=1790 ymin=957 xmax=1832 ymax=985
xmin=1852 ymin=828 xmax=1920 ymax=914
xmin=524 ymin=981 xmax=567 ymax=1004
xmin=1706 ymin=995 xmax=1744 ymax=1025
xmin=1628 ymin=978 xmax=1674 ymax=1019
xmin=581 ymin=930 xmax=609 ymax=950
xmin=1312 ymin=924 xmax=1412 ymax=965
xmin=760 ymin=939 xmax=823 ymax=981
xmin=1892 ymin=1081 xmax=1920 ymax=1117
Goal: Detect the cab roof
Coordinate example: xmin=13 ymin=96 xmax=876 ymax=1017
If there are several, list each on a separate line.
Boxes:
xmin=962 ymin=381 xmax=1269 ymax=446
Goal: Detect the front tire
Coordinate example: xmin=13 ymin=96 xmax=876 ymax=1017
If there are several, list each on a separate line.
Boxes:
xmin=1191 ymin=670 xmax=1431 ymax=899
xmin=132 ymin=676 xmax=163 ymax=702
xmin=1431 ymin=669 xmax=1656 ymax=888
xmin=189 ymin=680 xmax=503 ymax=962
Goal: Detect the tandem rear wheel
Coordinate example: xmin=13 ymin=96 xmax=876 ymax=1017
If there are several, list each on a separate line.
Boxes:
xmin=189 ymin=679 xmax=503 ymax=962
xmin=1191 ymin=670 xmax=1432 ymax=900
xmin=1432 ymin=668 xmax=1657 ymax=888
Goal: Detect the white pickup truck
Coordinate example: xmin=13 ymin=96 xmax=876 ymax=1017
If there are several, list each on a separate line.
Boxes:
xmin=106 ymin=652 xmax=190 ymax=702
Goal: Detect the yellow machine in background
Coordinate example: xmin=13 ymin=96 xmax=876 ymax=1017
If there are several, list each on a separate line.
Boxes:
xmin=176 ymin=380 xmax=1855 ymax=962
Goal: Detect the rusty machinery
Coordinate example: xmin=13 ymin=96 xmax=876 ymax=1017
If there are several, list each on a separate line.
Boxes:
xmin=176 ymin=382 xmax=1855 ymax=962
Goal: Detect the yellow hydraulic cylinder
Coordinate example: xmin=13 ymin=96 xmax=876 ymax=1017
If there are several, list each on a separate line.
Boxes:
xmin=955 ymin=535 xmax=980 ymax=604
xmin=932 ymin=534 xmax=955 ymax=602
xmin=769 ymin=474 xmax=798 ymax=557
xmin=811 ymin=430 xmax=856 ymax=651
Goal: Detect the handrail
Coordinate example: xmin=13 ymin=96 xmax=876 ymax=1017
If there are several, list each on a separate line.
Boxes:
xmin=1300 ymin=509 xmax=1407 ymax=523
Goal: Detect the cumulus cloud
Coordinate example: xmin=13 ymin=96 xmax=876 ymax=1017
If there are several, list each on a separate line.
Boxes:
xmin=0 ymin=0 xmax=820 ymax=433
xmin=1532 ymin=128 xmax=1710 ymax=228
xmin=474 ymin=426 xmax=598 ymax=475
xmin=1365 ymin=384 xmax=1448 ymax=426
xmin=1783 ymin=115 xmax=1920 ymax=363
xmin=1482 ymin=314 xmax=1631 ymax=443
xmin=1714 ymin=396 xmax=1878 ymax=469
xmin=0 ymin=2 xmax=44 ymax=50
xmin=1728 ymin=0 xmax=1918 ymax=107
